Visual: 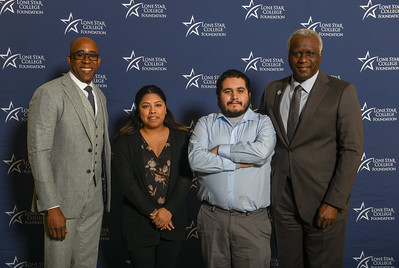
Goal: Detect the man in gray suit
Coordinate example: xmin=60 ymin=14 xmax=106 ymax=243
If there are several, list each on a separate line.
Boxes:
xmin=28 ymin=37 xmax=111 ymax=268
xmin=258 ymin=29 xmax=363 ymax=267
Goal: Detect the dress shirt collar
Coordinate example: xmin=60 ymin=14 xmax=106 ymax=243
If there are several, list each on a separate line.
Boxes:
xmin=217 ymin=108 xmax=258 ymax=125
xmin=68 ymin=71 xmax=95 ymax=90
xmin=290 ymin=70 xmax=319 ymax=94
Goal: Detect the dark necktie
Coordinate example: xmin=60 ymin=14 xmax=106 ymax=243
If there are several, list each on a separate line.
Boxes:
xmin=287 ymin=85 xmax=302 ymax=142
xmin=83 ymin=85 xmax=95 ymax=113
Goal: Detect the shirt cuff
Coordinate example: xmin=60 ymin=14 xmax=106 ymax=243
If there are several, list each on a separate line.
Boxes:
xmin=218 ymin=144 xmax=231 ymax=159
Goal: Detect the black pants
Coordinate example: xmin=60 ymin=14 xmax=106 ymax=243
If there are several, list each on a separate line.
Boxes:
xmin=128 ymin=238 xmax=183 ymax=268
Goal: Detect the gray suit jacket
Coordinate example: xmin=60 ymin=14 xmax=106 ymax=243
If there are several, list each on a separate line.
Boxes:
xmin=259 ymin=71 xmax=363 ymax=223
xmin=28 ymin=74 xmax=111 ymax=217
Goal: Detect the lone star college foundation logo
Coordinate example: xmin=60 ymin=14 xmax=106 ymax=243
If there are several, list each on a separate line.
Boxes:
xmin=60 ymin=12 xmax=107 ymax=35
xmin=358 ymin=51 xmax=399 ymax=72
xmin=182 ymin=15 xmax=227 ymax=37
xmin=122 ymin=0 xmax=167 ymax=19
xmin=123 ymin=50 xmax=167 ymax=72
xmin=185 ymin=220 xmax=199 ymax=240
xmin=241 ymin=51 xmax=285 ymax=72
xmin=353 ymin=202 xmax=395 ymax=222
xmin=6 ymin=205 xmax=43 ymax=226
xmin=360 ymin=0 xmax=399 ymax=20
xmin=0 ymin=0 xmax=44 ymax=15
xmin=242 ymin=0 xmax=286 ymax=20
xmin=300 ymin=16 xmax=344 ymax=37
xmin=182 ymin=68 xmax=218 ymax=90
xmin=5 ymin=255 xmax=43 ymax=268
xmin=3 ymin=154 xmax=31 ymax=175
xmin=0 ymin=47 xmax=46 ymax=70
xmin=93 ymin=73 xmax=108 ymax=89
xmin=353 ymin=251 xmax=395 ymax=268
xmin=361 ymin=102 xmax=398 ymax=122
xmin=1 ymin=101 xmax=28 ymax=123
xmin=358 ymin=152 xmax=396 ymax=173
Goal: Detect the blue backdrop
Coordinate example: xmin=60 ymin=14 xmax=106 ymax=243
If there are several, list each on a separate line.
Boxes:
xmin=1 ymin=0 xmax=398 ymax=267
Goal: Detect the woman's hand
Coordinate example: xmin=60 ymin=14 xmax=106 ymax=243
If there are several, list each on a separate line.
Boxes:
xmin=150 ymin=208 xmax=174 ymax=230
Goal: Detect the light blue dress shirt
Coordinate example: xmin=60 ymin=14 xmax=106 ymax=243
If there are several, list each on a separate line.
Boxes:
xmin=188 ymin=108 xmax=276 ymax=212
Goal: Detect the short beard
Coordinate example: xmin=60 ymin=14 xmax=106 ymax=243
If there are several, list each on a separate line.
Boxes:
xmin=218 ymin=100 xmax=250 ymax=117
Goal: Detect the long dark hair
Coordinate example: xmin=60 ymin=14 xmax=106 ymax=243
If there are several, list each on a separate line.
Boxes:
xmin=117 ymin=85 xmax=187 ymax=137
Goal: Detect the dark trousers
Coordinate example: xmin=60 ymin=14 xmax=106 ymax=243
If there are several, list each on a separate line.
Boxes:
xmin=128 ymin=238 xmax=183 ymax=268
xmin=274 ymin=178 xmax=346 ymax=268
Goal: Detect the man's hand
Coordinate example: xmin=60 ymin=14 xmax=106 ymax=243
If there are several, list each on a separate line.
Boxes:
xmin=46 ymin=207 xmax=67 ymax=240
xmin=150 ymin=208 xmax=174 ymax=231
xmin=316 ymin=203 xmax=338 ymax=229
xmin=239 ymin=163 xmax=255 ymax=168
xmin=209 ymin=146 xmax=219 ymax=155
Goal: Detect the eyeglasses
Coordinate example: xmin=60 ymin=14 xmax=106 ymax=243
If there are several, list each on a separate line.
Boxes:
xmin=70 ymin=51 xmax=100 ymax=61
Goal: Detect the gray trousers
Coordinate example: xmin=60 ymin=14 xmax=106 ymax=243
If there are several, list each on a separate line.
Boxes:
xmin=44 ymin=180 xmax=104 ymax=268
xmin=198 ymin=203 xmax=271 ymax=268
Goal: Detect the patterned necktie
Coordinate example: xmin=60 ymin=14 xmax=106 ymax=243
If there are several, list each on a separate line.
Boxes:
xmin=83 ymin=85 xmax=95 ymax=113
xmin=287 ymin=85 xmax=302 ymax=142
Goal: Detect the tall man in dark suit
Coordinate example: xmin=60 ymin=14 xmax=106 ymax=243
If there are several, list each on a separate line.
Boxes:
xmin=258 ymin=29 xmax=363 ymax=267
xmin=28 ymin=37 xmax=111 ymax=267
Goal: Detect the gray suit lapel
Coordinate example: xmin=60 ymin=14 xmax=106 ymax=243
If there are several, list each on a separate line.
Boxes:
xmin=60 ymin=75 xmax=92 ymax=142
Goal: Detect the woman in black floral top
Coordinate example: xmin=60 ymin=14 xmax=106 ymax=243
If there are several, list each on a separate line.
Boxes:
xmin=113 ymin=85 xmax=192 ymax=268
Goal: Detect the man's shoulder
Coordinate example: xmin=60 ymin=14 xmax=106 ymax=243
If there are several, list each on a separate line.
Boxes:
xmin=198 ymin=112 xmax=220 ymax=123
xmin=35 ymin=74 xmax=70 ymax=94
xmin=320 ymin=71 xmax=352 ymax=88
xmin=266 ymin=75 xmax=290 ymax=87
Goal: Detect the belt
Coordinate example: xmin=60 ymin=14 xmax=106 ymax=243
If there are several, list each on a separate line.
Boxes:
xmin=201 ymin=201 xmax=268 ymax=216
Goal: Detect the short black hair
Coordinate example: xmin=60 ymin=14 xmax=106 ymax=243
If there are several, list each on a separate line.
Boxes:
xmin=216 ymin=69 xmax=251 ymax=96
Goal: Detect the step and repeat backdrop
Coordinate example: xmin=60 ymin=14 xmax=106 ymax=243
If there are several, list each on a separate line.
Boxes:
xmin=1 ymin=0 xmax=398 ymax=267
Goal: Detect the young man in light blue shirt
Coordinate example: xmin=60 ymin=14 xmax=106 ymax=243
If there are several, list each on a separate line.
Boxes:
xmin=189 ymin=69 xmax=276 ymax=268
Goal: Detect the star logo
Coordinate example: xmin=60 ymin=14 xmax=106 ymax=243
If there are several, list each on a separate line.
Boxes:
xmin=3 ymin=154 xmax=25 ymax=174
xmin=241 ymin=51 xmax=262 ymax=72
xmin=0 ymin=47 xmax=20 ymax=69
xmin=361 ymin=103 xmax=375 ymax=121
xmin=360 ymin=0 xmax=380 ymax=20
xmin=358 ymin=152 xmax=374 ymax=172
xmin=5 ymin=256 xmax=27 ymax=268
xmin=122 ymin=0 xmax=143 ymax=19
xmin=242 ymin=0 xmax=262 ymax=21
xmin=358 ymin=51 xmax=378 ymax=72
xmin=1 ymin=101 xmax=23 ymax=122
xmin=300 ymin=16 xmax=321 ymax=31
xmin=182 ymin=69 xmax=203 ymax=89
xmin=60 ymin=12 xmax=82 ymax=35
xmin=182 ymin=16 xmax=203 ymax=37
xmin=0 ymin=0 xmax=15 ymax=15
xmin=123 ymin=50 xmax=144 ymax=72
xmin=353 ymin=202 xmax=373 ymax=222
xmin=185 ymin=220 xmax=199 ymax=239
xmin=123 ymin=102 xmax=136 ymax=114
xmin=5 ymin=205 xmax=25 ymax=226
xmin=353 ymin=251 xmax=373 ymax=268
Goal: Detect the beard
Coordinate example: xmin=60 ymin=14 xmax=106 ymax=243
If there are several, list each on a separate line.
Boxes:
xmin=218 ymin=99 xmax=251 ymax=117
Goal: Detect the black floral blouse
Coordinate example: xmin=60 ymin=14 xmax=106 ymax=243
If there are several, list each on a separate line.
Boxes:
xmin=141 ymin=134 xmax=171 ymax=205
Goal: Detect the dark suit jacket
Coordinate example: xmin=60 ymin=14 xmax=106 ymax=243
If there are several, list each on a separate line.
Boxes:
xmin=113 ymin=128 xmax=192 ymax=250
xmin=258 ymin=71 xmax=363 ymax=223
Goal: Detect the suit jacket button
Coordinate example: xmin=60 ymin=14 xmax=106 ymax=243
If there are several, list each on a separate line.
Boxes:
xmin=88 ymin=148 xmax=92 ymax=152
xmin=87 ymin=169 xmax=91 ymax=173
